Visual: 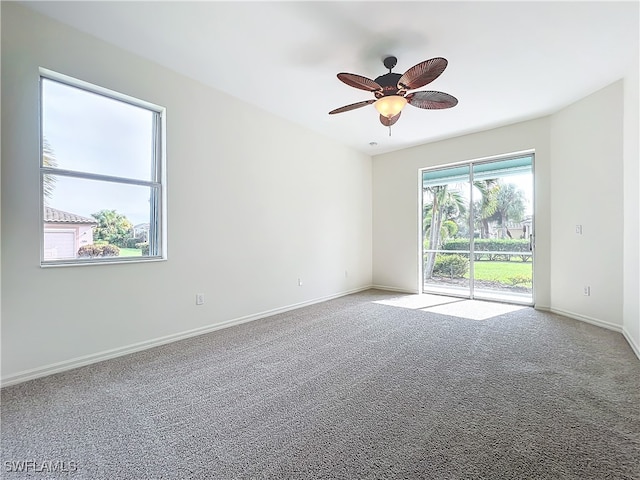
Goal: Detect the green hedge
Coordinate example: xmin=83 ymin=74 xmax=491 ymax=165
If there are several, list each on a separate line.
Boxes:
xmin=439 ymin=239 xmax=531 ymax=262
xmin=123 ymin=236 xmax=146 ymax=248
xmin=135 ymin=242 xmax=149 ymax=256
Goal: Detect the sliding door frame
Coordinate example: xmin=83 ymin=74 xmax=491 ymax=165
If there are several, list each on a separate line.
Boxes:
xmin=419 ymin=150 xmax=536 ymax=306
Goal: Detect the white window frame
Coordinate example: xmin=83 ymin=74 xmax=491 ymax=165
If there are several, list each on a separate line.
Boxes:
xmin=39 ymin=68 xmax=167 ymax=267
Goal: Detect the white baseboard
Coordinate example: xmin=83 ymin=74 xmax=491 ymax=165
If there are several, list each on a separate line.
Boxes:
xmin=370 ymin=284 xmax=419 ymax=294
xmin=622 ymin=328 xmax=640 ymax=361
xmin=1 ymin=286 xmax=372 ymax=388
xmin=6 ymin=287 xmax=636 ymax=387
xmin=548 ymin=307 xmax=623 ymax=333
xmin=528 ymin=306 xmax=639 ymax=361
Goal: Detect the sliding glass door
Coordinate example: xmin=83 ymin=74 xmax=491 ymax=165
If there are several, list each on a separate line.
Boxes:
xmin=422 ymin=165 xmax=472 ymax=298
xmin=422 ymin=154 xmax=534 ymax=305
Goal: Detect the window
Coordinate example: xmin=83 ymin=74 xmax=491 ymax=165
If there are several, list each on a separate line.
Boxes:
xmin=40 ymin=69 xmax=166 ymax=266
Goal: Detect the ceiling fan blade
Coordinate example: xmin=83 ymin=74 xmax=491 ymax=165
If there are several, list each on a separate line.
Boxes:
xmin=337 ymin=73 xmax=383 ymax=92
xmin=406 ymin=91 xmax=458 ymax=109
xmin=328 ymin=99 xmax=376 ymax=115
xmin=380 ymin=112 xmax=401 ymax=126
xmin=398 ymin=58 xmax=448 ymax=91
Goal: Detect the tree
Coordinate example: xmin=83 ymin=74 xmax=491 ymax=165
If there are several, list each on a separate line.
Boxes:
xmin=423 ymin=185 xmax=466 ymax=279
xmin=473 ymin=179 xmax=499 ymax=238
xmin=42 ymin=138 xmax=58 ymax=205
xmin=494 ymin=183 xmax=526 ymax=238
xmin=91 ymin=210 xmax=133 ymax=247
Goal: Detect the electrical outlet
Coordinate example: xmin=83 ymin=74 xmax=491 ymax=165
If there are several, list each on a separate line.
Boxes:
xmin=575 ymin=225 xmax=583 ymax=235
xmin=298 ymin=278 xmax=303 ymax=287
xmin=583 ymin=286 xmax=590 ymax=296
xmin=196 ymin=293 xmax=205 ymax=305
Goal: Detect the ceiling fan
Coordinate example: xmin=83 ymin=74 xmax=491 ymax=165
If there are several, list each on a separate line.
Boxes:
xmin=328 ymin=56 xmax=458 ymax=134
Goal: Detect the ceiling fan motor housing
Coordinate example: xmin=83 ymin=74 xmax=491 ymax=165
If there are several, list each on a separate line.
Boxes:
xmin=374 ymin=73 xmax=403 ymax=98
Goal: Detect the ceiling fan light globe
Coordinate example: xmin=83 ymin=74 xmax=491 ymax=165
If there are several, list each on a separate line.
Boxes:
xmin=374 ymin=95 xmax=407 ymax=118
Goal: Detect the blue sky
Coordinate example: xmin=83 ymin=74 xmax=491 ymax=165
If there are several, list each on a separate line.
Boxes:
xmin=42 ymin=78 xmax=155 ymax=226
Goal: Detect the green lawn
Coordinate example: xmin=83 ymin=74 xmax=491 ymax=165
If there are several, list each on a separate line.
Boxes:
xmin=467 ymin=261 xmax=532 ymax=286
xmin=119 ymin=248 xmax=142 ymax=257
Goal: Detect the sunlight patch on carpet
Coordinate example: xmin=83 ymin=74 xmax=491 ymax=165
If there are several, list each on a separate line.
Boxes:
xmin=423 ymin=299 xmax=528 ymax=320
xmin=374 ymin=294 xmax=462 ymax=310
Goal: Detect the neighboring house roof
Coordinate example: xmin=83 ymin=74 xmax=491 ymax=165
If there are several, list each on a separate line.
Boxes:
xmin=44 ymin=206 xmax=97 ymax=225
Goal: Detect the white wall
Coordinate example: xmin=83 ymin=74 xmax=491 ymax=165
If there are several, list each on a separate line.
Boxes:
xmin=1 ymin=4 xmax=373 ymax=383
xmin=372 ymin=79 xmax=633 ymax=339
xmin=623 ymin=54 xmax=640 ymax=355
xmin=549 ymin=81 xmax=624 ymax=329
xmin=372 ymin=118 xmax=552 ymax=307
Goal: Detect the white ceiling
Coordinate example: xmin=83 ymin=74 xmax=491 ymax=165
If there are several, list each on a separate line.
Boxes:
xmin=22 ymin=1 xmax=640 ymax=156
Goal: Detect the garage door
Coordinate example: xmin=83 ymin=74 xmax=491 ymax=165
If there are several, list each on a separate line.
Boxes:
xmin=44 ymin=230 xmax=76 ymax=259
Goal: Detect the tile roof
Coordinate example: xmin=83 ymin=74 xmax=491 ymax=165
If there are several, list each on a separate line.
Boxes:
xmin=44 ymin=207 xmax=97 ymax=224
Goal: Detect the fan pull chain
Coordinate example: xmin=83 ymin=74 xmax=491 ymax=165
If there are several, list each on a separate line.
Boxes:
xmin=388 ymin=125 xmax=392 ymax=137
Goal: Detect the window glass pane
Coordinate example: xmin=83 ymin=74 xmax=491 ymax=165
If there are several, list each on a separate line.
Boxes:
xmin=43 ymin=175 xmax=157 ymax=260
xmin=40 ymin=71 xmax=164 ymax=266
xmin=472 ymin=155 xmax=533 ymax=181
xmin=41 ymin=78 xmax=155 ymax=181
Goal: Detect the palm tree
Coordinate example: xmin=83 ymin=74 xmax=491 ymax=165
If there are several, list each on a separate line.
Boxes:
xmin=423 ymin=185 xmax=466 ymax=279
xmin=472 ymin=178 xmax=499 ymax=238
xmin=495 ymin=183 xmax=526 ymax=238
xmin=42 ymin=138 xmax=58 ymax=205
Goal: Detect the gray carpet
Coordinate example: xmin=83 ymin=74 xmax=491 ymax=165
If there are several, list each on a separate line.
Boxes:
xmin=1 ymin=289 xmax=639 ymax=479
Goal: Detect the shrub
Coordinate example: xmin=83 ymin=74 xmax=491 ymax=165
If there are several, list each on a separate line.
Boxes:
xmin=135 ymin=242 xmax=149 ymax=256
xmin=77 ymin=245 xmax=102 ymax=258
xmin=101 ymin=244 xmax=120 ymax=256
xmin=123 ymin=236 xmax=145 ymax=248
xmin=433 ymin=254 xmax=469 ymax=278
xmin=77 ymin=244 xmax=120 ymax=258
